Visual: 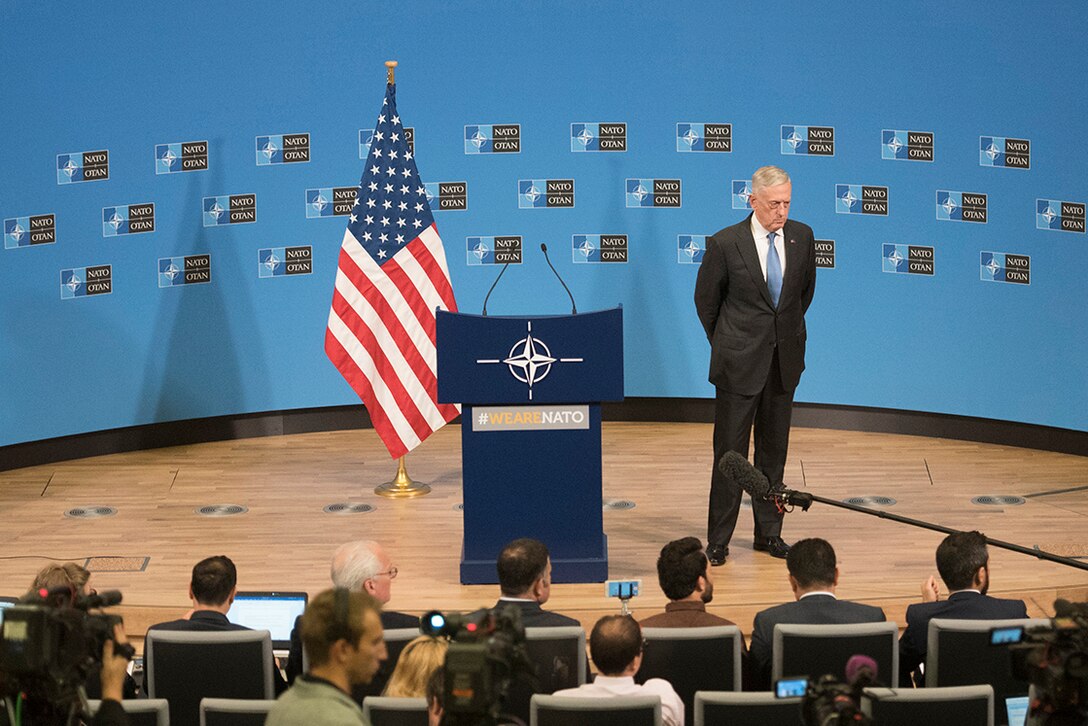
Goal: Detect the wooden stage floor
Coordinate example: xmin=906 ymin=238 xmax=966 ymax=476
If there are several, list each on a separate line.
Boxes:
xmin=2 ymin=423 xmax=1086 ymax=639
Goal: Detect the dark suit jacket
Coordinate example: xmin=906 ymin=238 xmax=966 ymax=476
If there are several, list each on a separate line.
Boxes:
xmin=694 ymin=215 xmax=817 ymax=394
xmin=750 ymin=594 xmax=886 ymax=690
xmin=899 ymin=591 xmax=1028 ymax=686
xmin=146 ymin=609 xmax=288 ymax=694
xmin=285 ymin=609 xmax=420 ymax=685
xmin=491 ymin=599 xmax=581 ymax=628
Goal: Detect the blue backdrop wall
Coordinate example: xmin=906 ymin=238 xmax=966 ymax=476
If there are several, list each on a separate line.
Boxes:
xmin=2 ymin=1 xmax=1086 ymax=448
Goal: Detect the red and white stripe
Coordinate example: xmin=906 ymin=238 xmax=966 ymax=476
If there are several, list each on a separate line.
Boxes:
xmin=325 ymin=223 xmax=459 ymax=458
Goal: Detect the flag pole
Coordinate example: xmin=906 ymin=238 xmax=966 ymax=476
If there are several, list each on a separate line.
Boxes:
xmin=372 ymin=58 xmax=431 ymax=500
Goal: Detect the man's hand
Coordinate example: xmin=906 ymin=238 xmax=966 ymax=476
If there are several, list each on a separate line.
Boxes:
xmin=99 ymin=623 xmax=132 ymax=702
xmin=920 ymin=575 xmax=940 ymax=603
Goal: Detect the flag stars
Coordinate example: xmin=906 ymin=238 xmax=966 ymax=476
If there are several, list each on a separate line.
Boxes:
xmin=416 ymin=186 xmax=426 ymax=195
xmin=364 ymin=215 xmax=374 ymax=225
xmin=379 ymin=232 xmax=388 ymax=243
xmin=350 ymin=213 xmax=357 ymax=223
xmin=405 ymin=151 xmax=413 ymax=161
xmin=381 ymin=216 xmax=390 ymax=226
xmin=371 ymin=165 xmax=380 ymax=175
xmin=373 ymin=148 xmax=383 ymax=158
xmin=397 ymin=217 xmax=406 ymax=228
xmin=396 ymin=234 xmax=405 ymax=244
xmin=401 ymin=168 xmax=411 ymax=178
xmin=400 ymin=185 xmax=410 ymax=194
xmin=362 ymin=231 xmax=372 ymax=242
xmin=385 ymin=166 xmax=396 ymax=176
xmin=377 ymin=114 xmax=386 ymax=123
xmin=368 ymin=182 xmax=378 ymax=191
xmin=391 ymin=133 xmax=399 ymax=142
xmin=398 ymin=201 xmax=408 ymax=211
xmin=389 ymin=150 xmax=398 ymax=159
xmin=377 ymin=248 xmax=387 ymax=259
xmin=382 ymin=199 xmax=392 ymax=210
xmin=412 ymin=219 xmax=423 ymax=229
xmin=384 ymin=183 xmax=394 ymax=193
xmin=374 ymin=131 xmax=384 ymax=141
xmin=366 ymin=198 xmax=376 ymax=208
xmin=392 ymin=115 xmax=400 ymax=125
xmin=414 ymin=202 xmax=424 ymax=212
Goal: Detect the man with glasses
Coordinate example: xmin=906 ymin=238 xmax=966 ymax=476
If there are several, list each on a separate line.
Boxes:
xmin=553 ymin=615 xmax=684 ymax=726
xmin=286 ymin=541 xmax=418 ymax=687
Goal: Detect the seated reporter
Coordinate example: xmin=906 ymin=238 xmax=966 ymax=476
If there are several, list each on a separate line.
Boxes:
xmin=382 ymin=635 xmax=448 ymax=698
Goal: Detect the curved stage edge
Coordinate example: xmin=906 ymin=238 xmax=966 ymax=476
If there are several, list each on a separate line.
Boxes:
xmin=3 ymin=399 xmax=1085 ymax=472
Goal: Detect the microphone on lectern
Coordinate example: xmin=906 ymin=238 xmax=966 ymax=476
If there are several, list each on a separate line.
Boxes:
xmin=540 ymin=243 xmax=577 ymax=315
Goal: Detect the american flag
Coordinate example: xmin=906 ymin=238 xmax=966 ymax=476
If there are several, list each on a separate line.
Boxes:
xmin=325 ymin=83 xmax=460 ymax=458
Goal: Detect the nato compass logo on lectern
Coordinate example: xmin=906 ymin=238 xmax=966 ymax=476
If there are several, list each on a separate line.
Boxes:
xmin=476 ymin=321 xmax=583 ymax=400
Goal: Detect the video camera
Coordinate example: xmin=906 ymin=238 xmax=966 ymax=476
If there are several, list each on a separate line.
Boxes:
xmin=0 ymin=586 xmax=134 ymax=723
xmin=1002 ymin=599 xmax=1088 ymax=725
xmin=421 ymin=605 xmax=533 ymax=726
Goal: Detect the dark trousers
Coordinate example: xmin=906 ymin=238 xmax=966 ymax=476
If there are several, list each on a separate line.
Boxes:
xmin=708 ymin=348 xmax=795 ymax=547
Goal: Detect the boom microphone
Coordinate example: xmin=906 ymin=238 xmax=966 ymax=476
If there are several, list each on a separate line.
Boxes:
xmin=718 ymin=451 xmax=773 ymax=500
xmin=540 ymin=243 xmax=577 ymax=314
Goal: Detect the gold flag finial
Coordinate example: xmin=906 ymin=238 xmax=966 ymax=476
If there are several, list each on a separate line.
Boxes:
xmin=385 ymin=60 xmax=398 ymax=84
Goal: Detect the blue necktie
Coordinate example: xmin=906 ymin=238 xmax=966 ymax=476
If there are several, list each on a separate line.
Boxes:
xmin=766 ymin=231 xmax=782 ymax=307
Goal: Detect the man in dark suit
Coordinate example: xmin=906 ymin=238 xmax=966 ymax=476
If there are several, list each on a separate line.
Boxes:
xmin=286 ymin=540 xmax=419 ymax=693
xmin=640 ymin=536 xmax=738 ymax=628
xmin=146 ymin=555 xmax=288 ymax=694
xmin=749 ymin=538 xmax=885 ymax=689
xmin=490 ymin=538 xmax=580 ymax=627
xmin=694 ymin=165 xmax=817 ymax=565
xmin=899 ymin=531 xmax=1028 ymax=686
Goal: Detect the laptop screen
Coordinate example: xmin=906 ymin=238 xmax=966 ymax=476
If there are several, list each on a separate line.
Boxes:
xmin=230 ymin=591 xmax=308 ymax=647
xmin=1006 ymin=695 xmax=1029 ymax=726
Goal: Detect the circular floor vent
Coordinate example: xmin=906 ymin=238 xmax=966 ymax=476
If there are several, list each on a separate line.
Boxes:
xmin=603 ymin=499 xmax=636 ymax=511
xmin=323 ymin=503 xmax=375 ymax=515
xmin=196 ymin=504 xmax=248 ymax=517
xmin=64 ymin=505 xmax=117 ymax=519
xmin=844 ymin=496 xmax=898 ymax=507
xmin=972 ymin=495 xmax=1026 ymax=506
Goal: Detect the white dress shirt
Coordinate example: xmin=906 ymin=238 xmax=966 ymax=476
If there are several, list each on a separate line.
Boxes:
xmin=553 ymin=674 xmax=684 ymax=726
xmin=751 ymin=216 xmax=787 ymax=281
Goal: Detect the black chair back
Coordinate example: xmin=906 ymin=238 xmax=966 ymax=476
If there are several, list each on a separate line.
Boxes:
xmin=200 ymin=697 xmax=276 ymax=726
xmin=862 ymin=685 xmax=994 ymax=726
xmin=88 ymin=698 xmax=169 ymax=726
xmin=927 ymin=618 xmax=1047 ymax=726
xmin=694 ymin=692 xmax=802 ymax=726
xmin=145 ymin=629 xmax=273 ymax=726
xmin=362 ymin=696 xmax=429 ymax=726
xmin=531 ymin=694 xmax=661 ymax=726
xmin=505 ymin=626 xmax=586 ymax=724
xmin=773 ymin=622 xmax=899 ymax=686
xmin=352 ymin=627 xmax=422 ymax=701
xmin=636 ymin=625 xmax=743 ymax=726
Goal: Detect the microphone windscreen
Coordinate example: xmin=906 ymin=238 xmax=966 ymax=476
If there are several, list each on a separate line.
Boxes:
xmin=845 ymin=654 xmax=878 ymax=685
xmin=540 ymin=243 xmax=548 ymax=252
xmin=718 ymin=451 xmax=772 ymax=500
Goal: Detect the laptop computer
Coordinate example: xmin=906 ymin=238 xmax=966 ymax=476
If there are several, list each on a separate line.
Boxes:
xmin=1005 ymin=695 xmax=1029 ymax=726
xmin=230 ymin=591 xmax=308 ymax=657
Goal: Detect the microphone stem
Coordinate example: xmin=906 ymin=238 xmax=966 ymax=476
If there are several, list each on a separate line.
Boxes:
xmin=481 ymin=262 xmax=510 ymax=317
xmin=796 ymin=493 xmax=1088 ymax=572
xmin=541 ymin=244 xmax=577 ymax=315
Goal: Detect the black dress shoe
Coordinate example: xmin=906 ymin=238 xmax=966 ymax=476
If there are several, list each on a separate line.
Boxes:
xmin=754 ymin=536 xmax=790 ymax=559
xmin=706 ymin=544 xmax=729 ymax=566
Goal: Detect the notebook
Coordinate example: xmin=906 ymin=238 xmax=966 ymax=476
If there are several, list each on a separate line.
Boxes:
xmin=229 ymin=591 xmax=308 ymax=650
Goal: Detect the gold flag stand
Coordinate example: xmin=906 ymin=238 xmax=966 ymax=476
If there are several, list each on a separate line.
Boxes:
xmin=372 ymin=59 xmax=431 ymax=500
xmin=375 ymin=455 xmax=431 ymax=498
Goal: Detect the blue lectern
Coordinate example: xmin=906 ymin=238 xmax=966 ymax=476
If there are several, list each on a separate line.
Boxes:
xmin=436 ymin=307 xmax=624 ymax=584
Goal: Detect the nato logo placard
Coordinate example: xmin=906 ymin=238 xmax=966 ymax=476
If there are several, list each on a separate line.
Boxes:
xmin=814 ymin=240 xmax=835 ymax=268
xmin=882 ymin=130 xmax=934 ymax=161
xmin=159 ymin=254 xmax=211 ymax=287
xmin=256 ymin=133 xmax=310 ymax=165
xmin=5 ymin=214 xmax=55 ymax=249
xmin=677 ymin=235 xmax=706 ymax=264
xmin=980 ymin=136 xmax=1030 ymax=168
xmin=102 ymin=203 xmax=155 ymax=236
xmin=57 ymin=150 xmax=109 ymax=184
xmin=519 ymin=179 xmax=574 ymax=208
xmin=981 ymin=252 xmax=1030 ymax=284
xmin=883 ymin=244 xmax=934 ymax=275
xmin=307 ymin=187 xmax=357 ymax=218
xmin=936 ymin=191 xmax=987 ymax=223
xmin=425 ymin=182 xmax=468 ymax=211
xmin=1036 ymin=199 xmax=1086 ymax=233
xmin=203 ymin=194 xmax=256 ymax=226
xmin=465 ymin=124 xmax=520 ymax=153
xmin=626 ymin=178 xmax=681 ymax=208
xmin=156 ymin=141 xmax=208 ymax=174
xmin=572 ymin=234 xmax=628 ymax=263
xmin=677 ymin=123 xmax=732 ymax=152
xmin=732 ymin=180 xmax=752 ymax=209
xmin=837 ymin=184 xmax=888 ymax=216
xmin=60 ymin=265 xmax=111 ymax=299
xmin=781 ymin=125 xmax=834 ymax=156
xmin=259 ymin=246 xmax=312 ymax=277
xmin=467 ymin=236 xmax=522 ymax=265
xmin=571 ymin=123 xmax=626 ymax=152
